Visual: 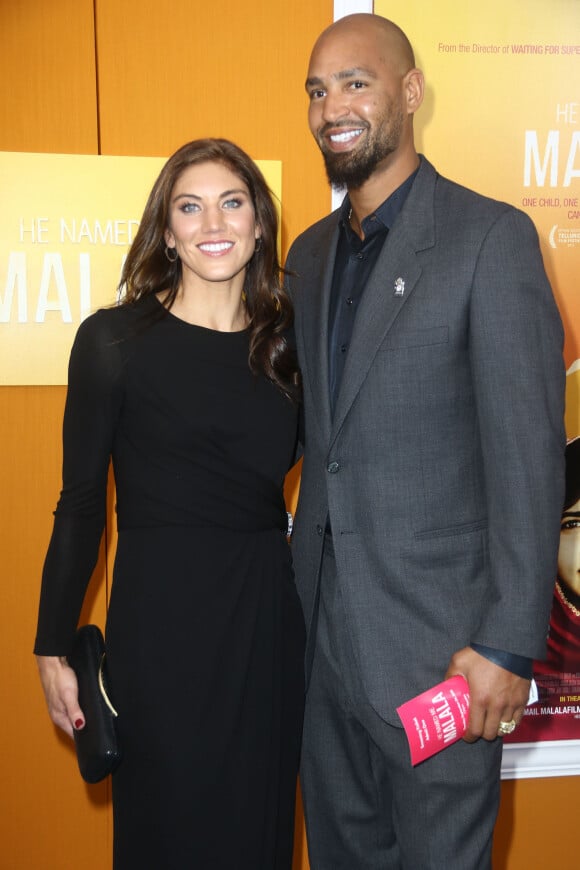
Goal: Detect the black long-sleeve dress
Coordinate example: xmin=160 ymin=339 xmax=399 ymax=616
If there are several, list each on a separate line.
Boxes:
xmin=35 ymin=295 xmax=306 ymax=869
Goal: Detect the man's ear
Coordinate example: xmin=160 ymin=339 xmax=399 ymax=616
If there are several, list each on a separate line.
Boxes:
xmin=405 ymin=68 xmax=424 ymax=114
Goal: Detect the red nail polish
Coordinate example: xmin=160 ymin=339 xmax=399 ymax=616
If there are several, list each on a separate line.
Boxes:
xmin=74 ymin=718 xmax=84 ymax=729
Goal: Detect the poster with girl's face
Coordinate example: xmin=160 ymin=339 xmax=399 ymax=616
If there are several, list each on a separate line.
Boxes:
xmin=501 ymin=366 xmax=580 ymax=778
xmin=506 ymin=427 xmax=580 ymax=744
xmin=504 ymin=360 xmax=580 ymax=746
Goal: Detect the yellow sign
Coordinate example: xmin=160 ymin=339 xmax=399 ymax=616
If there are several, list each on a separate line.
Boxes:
xmin=375 ymin=0 xmax=580 ymax=402
xmin=0 ymin=153 xmax=282 ymax=384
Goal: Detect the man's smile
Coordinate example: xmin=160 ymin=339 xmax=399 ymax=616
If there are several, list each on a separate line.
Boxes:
xmin=322 ymin=124 xmax=367 ymax=152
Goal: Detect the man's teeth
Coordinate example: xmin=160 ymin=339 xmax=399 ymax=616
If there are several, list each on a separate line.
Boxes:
xmin=330 ymin=129 xmax=363 ymax=143
xmin=199 ymin=242 xmax=233 ymax=252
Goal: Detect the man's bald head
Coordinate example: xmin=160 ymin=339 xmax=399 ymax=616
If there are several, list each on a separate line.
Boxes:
xmin=311 ymin=14 xmax=416 ymax=78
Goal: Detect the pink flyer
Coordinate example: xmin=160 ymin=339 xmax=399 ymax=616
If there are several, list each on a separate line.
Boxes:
xmin=396 ymin=676 xmax=470 ymax=766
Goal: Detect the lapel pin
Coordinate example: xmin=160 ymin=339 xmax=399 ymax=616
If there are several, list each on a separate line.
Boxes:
xmin=394 ymin=277 xmax=405 ymax=297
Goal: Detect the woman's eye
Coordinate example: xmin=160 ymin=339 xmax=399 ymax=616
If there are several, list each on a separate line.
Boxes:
xmin=179 ymin=202 xmax=199 ymax=213
xmin=561 ymin=519 xmax=580 ymax=530
xmin=223 ymin=198 xmax=243 ymax=209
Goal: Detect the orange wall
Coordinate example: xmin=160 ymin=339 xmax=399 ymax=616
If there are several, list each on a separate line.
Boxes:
xmin=0 ymin=2 xmax=577 ymax=868
xmin=0 ymin=1 xmax=328 ymax=867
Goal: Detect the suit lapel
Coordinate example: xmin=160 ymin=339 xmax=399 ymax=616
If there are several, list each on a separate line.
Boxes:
xmin=330 ymin=158 xmax=438 ymax=445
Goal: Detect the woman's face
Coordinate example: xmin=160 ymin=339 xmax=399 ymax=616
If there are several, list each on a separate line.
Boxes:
xmin=558 ymin=497 xmax=580 ymax=595
xmin=164 ymin=160 xmax=260 ymax=292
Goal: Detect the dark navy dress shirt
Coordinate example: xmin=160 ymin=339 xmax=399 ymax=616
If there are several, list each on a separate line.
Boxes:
xmin=328 ymin=171 xmax=416 ymax=415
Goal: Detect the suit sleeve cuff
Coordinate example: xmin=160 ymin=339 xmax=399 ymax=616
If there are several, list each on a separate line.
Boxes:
xmin=470 ymin=643 xmax=533 ymax=679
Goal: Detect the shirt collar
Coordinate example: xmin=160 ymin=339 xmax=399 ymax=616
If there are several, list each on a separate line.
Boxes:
xmin=339 ymin=167 xmax=419 ymax=237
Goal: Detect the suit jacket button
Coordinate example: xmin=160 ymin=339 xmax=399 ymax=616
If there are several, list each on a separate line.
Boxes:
xmin=316 ymin=524 xmax=323 ymax=535
xmin=327 ymin=461 xmax=340 ymax=473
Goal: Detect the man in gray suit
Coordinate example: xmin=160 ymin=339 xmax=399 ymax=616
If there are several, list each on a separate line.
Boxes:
xmin=286 ymin=13 xmax=565 ymax=869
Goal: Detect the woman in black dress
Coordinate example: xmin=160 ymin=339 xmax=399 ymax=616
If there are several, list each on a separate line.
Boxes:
xmin=35 ymin=139 xmax=305 ymax=869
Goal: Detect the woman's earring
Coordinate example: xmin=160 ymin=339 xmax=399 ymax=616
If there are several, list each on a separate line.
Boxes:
xmin=254 ymin=238 xmax=262 ymax=253
xmin=165 ymin=245 xmax=178 ymax=263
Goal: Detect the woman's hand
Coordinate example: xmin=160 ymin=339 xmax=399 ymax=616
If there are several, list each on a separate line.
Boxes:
xmin=36 ymin=655 xmax=85 ymax=739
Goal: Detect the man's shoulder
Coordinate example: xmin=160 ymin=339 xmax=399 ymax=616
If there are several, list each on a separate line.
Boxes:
xmin=425 ymin=158 xmax=525 ymax=222
xmin=287 ymin=209 xmax=340 ymax=260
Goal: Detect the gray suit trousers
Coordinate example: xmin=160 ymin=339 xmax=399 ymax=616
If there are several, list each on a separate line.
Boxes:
xmin=300 ymin=535 xmax=503 ymax=870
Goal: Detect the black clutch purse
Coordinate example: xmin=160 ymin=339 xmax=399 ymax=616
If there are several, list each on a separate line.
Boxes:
xmin=67 ymin=624 xmax=121 ymax=783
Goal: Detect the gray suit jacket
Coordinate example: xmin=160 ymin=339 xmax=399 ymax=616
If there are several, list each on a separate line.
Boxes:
xmin=286 ymin=157 xmax=566 ymax=726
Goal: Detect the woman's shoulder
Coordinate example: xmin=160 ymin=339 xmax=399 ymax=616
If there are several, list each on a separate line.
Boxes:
xmin=75 ymin=296 xmax=154 ymax=347
xmin=68 ymin=299 xmax=157 ymax=385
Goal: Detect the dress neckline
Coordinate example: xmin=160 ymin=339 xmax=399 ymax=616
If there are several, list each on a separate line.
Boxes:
xmin=153 ymin=294 xmax=249 ymax=336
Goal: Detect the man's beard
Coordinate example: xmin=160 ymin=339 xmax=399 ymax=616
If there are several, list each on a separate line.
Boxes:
xmin=318 ymin=107 xmax=404 ymax=191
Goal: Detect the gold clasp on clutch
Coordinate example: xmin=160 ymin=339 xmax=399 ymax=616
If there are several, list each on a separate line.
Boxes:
xmin=98 ymin=653 xmax=119 ymax=717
